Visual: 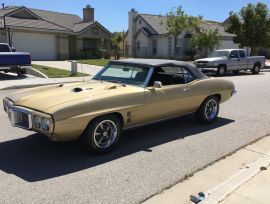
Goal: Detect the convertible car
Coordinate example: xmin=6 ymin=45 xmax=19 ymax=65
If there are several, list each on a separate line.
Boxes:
xmin=3 ymin=59 xmax=236 ymax=153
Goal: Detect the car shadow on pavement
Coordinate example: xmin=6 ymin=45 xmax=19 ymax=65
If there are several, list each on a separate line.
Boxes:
xmin=0 ymin=72 xmax=27 ymax=80
xmin=0 ymin=115 xmax=234 ymax=182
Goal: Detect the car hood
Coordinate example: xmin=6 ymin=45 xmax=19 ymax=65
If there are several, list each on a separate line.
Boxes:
xmin=8 ymin=80 xmax=137 ymax=112
xmin=196 ymin=57 xmax=226 ymax=62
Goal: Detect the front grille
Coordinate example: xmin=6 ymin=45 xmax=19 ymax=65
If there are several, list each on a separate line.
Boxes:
xmin=7 ymin=106 xmax=32 ymax=130
xmin=196 ymin=63 xmax=208 ymax=68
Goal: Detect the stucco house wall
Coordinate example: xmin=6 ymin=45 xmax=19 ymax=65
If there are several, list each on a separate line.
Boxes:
xmin=0 ymin=5 xmax=112 ymax=60
xmin=126 ymin=8 xmax=239 ymax=59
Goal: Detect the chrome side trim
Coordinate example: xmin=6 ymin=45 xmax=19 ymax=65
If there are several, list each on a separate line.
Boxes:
xmin=123 ymin=111 xmax=194 ymax=131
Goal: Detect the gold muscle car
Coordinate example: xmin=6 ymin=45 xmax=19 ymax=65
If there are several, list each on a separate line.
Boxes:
xmin=3 ymin=59 xmax=236 ymax=153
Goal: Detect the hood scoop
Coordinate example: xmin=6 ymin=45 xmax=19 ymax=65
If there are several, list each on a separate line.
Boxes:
xmin=104 ymin=84 xmax=117 ymax=90
xmin=71 ymin=87 xmax=83 ymax=93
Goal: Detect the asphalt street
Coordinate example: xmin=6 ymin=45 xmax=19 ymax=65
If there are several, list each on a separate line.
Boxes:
xmin=0 ymin=71 xmax=270 ymax=204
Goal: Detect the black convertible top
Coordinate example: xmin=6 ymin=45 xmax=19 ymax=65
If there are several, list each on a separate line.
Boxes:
xmin=111 ymin=58 xmax=207 ymax=79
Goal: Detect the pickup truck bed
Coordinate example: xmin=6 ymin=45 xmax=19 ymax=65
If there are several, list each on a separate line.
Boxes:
xmin=0 ymin=52 xmax=31 ymax=66
xmin=0 ymin=43 xmax=32 ymax=76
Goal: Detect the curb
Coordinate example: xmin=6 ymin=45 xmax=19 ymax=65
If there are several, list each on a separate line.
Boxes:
xmin=0 ymin=80 xmax=83 ymax=90
xmin=201 ymin=149 xmax=270 ymax=204
xmin=26 ymin=68 xmax=48 ymax=78
xmin=1 ymin=83 xmax=60 ymax=90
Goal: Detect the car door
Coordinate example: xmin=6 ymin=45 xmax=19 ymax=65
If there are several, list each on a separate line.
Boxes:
xmin=238 ymin=50 xmax=248 ymax=70
xmin=142 ymin=66 xmax=197 ymax=123
xmin=228 ymin=50 xmax=240 ymax=71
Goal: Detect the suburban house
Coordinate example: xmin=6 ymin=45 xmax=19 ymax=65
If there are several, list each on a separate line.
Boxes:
xmin=0 ymin=5 xmax=112 ymax=60
xmin=125 ymin=9 xmax=239 ymax=60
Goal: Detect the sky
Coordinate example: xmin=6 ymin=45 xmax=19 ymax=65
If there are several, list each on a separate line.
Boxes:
xmin=2 ymin=0 xmax=270 ymax=32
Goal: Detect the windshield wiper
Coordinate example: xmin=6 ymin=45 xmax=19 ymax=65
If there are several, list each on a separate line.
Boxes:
xmin=107 ymin=80 xmax=126 ymax=87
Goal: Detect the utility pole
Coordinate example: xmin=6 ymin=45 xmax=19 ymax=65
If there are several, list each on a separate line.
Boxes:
xmin=122 ymin=29 xmax=125 ymax=57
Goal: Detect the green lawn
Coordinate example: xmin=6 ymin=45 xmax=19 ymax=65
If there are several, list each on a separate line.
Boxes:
xmin=32 ymin=64 xmax=89 ymax=78
xmin=76 ymin=59 xmax=110 ymax=67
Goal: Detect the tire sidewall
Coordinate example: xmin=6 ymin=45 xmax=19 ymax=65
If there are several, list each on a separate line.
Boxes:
xmin=82 ymin=115 xmax=122 ymax=154
xmin=217 ymin=65 xmax=226 ymax=76
xmin=252 ymin=64 xmax=261 ymax=74
xmin=196 ymin=96 xmax=220 ymax=124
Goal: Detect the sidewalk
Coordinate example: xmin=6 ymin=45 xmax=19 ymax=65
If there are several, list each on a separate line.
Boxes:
xmin=33 ymin=61 xmax=102 ymax=76
xmin=144 ymin=135 xmax=270 ymax=204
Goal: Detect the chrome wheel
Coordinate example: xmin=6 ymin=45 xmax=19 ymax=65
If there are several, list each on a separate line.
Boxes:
xmin=93 ymin=120 xmax=118 ymax=149
xmin=219 ymin=67 xmax=225 ymax=75
xmin=254 ymin=65 xmax=260 ymax=73
xmin=204 ymin=99 xmax=218 ymax=120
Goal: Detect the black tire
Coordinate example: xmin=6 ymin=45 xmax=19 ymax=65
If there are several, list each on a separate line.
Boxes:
xmin=216 ymin=65 xmax=226 ymax=76
xmin=17 ymin=69 xmax=26 ymax=76
xmin=251 ymin=63 xmax=261 ymax=75
xmin=17 ymin=70 xmax=22 ymax=76
xmin=232 ymin=70 xmax=240 ymax=75
xmin=195 ymin=96 xmax=220 ymax=124
xmin=4 ymin=70 xmax=9 ymax=73
xmin=80 ymin=114 xmax=122 ymax=154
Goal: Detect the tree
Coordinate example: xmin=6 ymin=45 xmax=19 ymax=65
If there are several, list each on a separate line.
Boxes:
xmin=166 ymin=6 xmax=201 ymax=59
xmin=111 ymin=32 xmax=123 ymax=60
xmin=190 ymin=29 xmax=219 ymax=57
xmin=226 ymin=2 xmax=270 ymax=55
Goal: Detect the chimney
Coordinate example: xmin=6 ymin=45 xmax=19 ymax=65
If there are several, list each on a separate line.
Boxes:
xmin=83 ymin=5 xmax=94 ymax=22
xmin=128 ymin=8 xmax=138 ymax=57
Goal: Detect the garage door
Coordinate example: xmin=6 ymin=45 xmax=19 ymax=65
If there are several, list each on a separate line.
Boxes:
xmin=12 ymin=32 xmax=56 ymax=60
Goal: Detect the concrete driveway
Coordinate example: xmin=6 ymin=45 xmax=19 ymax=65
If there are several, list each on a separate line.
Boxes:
xmin=0 ymin=71 xmax=270 ymax=203
xmin=33 ymin=61 xmax=102 ymax=76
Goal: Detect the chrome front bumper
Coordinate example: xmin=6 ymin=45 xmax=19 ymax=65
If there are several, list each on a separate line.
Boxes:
xmin=4 ymin=100 xmax=32 ymax=130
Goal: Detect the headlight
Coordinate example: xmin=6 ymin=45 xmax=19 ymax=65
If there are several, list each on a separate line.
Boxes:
xmin=3 ymin=98 xmax=13 ymax=113
xmin=41 ymin=117 xmax=50 ymax=131
xmin=32 ymin=113 xmax=54 ymax=134
xmin=33 ymin=115 xmax=41 ymax=129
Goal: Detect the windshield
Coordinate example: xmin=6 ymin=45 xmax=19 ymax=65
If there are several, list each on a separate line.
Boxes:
xmin=93 ymin=63 xmax=150 ymax=87
xmin=209 ymin=51 xmax=229 ymax=58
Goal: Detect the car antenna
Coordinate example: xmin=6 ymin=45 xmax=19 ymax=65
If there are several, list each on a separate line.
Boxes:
xmin=81 ymin=63 xmax=85 ymax=82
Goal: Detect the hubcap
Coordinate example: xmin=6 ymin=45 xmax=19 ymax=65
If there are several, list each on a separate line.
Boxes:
xmin=255 ymin=66 xmax=260 ymax=72
xmin=205 ymin=99 xmax=218 ymax=120
xmin=219 ymin=67 xmax=225 ymax=75
xmin=93 ymin=120 xmax=118 ymax=149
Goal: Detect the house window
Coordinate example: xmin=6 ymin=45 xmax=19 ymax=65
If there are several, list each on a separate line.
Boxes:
xmin=92 ymin=28 xmax=99 ymax=35
xmin=83 ymin=38 xmax=96 ymax=50
xmin=152 ymin=39 xmax=157 ymax=55
xmin=184 ymin=33 xmax=192 ymax=39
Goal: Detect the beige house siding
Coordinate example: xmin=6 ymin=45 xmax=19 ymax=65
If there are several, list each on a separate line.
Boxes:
xmin=0 ymin=31 xmax=6 ymax=42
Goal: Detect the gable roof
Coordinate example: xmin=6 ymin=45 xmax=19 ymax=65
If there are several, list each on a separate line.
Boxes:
xmin=138 ymin=14 xmax=234 ymax=37
xmin=0 ymin=6 xmax=111 ymax=35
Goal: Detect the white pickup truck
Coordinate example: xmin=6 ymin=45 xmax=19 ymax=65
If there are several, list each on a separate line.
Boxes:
xmin=195 ymin=49 xmax=266 ymax=76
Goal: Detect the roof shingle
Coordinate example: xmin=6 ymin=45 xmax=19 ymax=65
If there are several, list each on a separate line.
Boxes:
xmin=0 ymin=6 xmax=111 ymax=34
xmin=140 ymin=14 xmax=233 ymax=37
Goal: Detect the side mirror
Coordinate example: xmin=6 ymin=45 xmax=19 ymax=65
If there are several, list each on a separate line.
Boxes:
xmin=11 ymin=47 xmax=16 ymax=52
xmin=154 ymin=81 xmax=162 ymax=88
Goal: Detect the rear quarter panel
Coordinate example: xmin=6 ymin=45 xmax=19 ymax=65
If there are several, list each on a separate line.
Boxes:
xmin=190 ymin=78 xmax=234 ymax=110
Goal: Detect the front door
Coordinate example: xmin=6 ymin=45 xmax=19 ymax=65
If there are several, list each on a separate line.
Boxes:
xmin=228 ymin=50 xmax=240 ymax=71
xmin=142 ymin=66 xmax=198 ymax=123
